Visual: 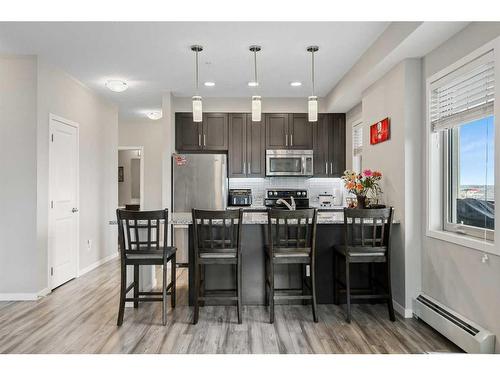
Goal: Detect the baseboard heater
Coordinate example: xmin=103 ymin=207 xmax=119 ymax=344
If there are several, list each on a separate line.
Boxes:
xmin=414 ymin=294 xmax=495 ymax=353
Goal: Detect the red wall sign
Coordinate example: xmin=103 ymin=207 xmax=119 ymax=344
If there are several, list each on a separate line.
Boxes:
xmin=370 ymin=117 xmax=390 ymax=145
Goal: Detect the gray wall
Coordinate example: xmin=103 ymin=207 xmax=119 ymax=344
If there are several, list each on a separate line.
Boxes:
xmin=422 ymin=22 xmax=500 ymax=353
xmin=0 ymin=56 xmax=39 ymax=296
xmin=36 ymin=60 xmax=119 ymax=284
xmin=359 ymin=60 xmax=422 ymax=314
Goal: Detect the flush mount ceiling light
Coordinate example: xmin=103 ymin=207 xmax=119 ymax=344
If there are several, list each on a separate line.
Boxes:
xmin=290 ymin=81 xmax=302 ymax=87
xmin=191 ymin=45 xmax=203 ymax=122
xmin=249 ymin=45 xmax=262 ymax=122
xmin=204 ymin=81 xmax=215 ymax=87
xmin=146 ymin=110 xmax=162 ymax=120
xmin=105 ymin=79 xmax=128 ymax=93
xmin=307 ymin=46 xmax=319 ymax=122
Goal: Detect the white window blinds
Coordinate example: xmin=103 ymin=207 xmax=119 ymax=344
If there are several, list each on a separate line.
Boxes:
xmin=353 ymin=124 xmax=363 ymax=156
xmin=430 ymin=51 xmax=495 ymax=132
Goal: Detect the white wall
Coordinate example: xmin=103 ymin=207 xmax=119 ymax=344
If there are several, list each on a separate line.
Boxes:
xmin=422 ymin=22 xmax=500 ymax=353
xmin=37 ymin=60 xmax=118 ymax=286
xmin=0 ymin=56 xmax=39 ymax=296
xmin=119 ymin=118 xmax=164 ymax=210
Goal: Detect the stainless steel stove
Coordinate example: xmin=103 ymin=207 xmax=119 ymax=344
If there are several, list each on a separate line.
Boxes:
xmin=264 ymin=189 xmax=309 ymax=209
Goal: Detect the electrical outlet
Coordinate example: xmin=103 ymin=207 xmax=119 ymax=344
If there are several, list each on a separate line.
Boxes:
xmin=87 ymin=239 xmax=92 ymax=250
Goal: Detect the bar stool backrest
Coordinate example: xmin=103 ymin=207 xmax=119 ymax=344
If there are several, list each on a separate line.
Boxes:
xmin=343 ymin=207 xmax=394 ymax=252
xmin=116 ymin=209 xmax=168 ymax=254
xmin=267 ymin=208 xmax=318 ymax=257
xmin=192 ymin=209 xmax=243 ymax=256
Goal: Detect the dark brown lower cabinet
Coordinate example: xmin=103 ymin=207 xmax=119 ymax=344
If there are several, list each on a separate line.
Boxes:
xmin=228 ymin=113 xmax=264 ymax=177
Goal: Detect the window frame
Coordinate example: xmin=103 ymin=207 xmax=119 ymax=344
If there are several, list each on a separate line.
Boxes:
xmin=352 ymin=121 xmax=363 ymax=174
xmin=442 ymin=122 xmax=495 ymax=242
xmin=426 ymin=38 xmax=499 ymax=255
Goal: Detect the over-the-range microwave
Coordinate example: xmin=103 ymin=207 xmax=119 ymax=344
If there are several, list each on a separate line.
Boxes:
xmin=265 ymin=149 xmax=314 ymax=177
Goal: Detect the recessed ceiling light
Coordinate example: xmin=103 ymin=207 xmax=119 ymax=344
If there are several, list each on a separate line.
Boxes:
xmin=204 ymin=81 xmax=215 ymax=87
xmin=248 ymin=81 xmax=259 ymax=87
xmin=146 ymin=111 xmax=162 ymax=120
xmin=290 ymin=81 xmax=302 ymax=87
xmin=105 ymin=80 xmax=128 ymax=92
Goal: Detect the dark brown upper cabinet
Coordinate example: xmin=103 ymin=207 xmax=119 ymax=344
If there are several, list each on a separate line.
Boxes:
xmin=329 ymin=113 xmax=346 ymax=177
xmin=313 ymin=114 xmax=330 ymax=177
xmin=289 ymin=113 xmax=314 ymax=149
xmin=175 ymin=113 xmax=202 ymax=151
xmin=228 ymin=113 xmax=265 ymax=177
xmin=265 ymin=113 xmax=313 ymax=149
xmin=202 ymin=113 xmax=228 ymax=151
xmin=175 ymin=112 xmax=228 ymax=152
xmin=312 ymin=113 xmax=346 ymax=177
xmin=265 ymin=113 xmax=289 ymax=149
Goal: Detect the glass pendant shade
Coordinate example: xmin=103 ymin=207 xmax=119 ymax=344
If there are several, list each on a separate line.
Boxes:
xmin=308 ymin=96 xmax=318 ymax=122
xmin=192 ymin=95 xmax=203 ymax=122
xmin=252 ymin=96 xmax=262 ymax=122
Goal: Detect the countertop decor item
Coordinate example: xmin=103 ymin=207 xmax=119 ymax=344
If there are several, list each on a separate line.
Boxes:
xmin=341 ymin=169 xmax=382 ymax=209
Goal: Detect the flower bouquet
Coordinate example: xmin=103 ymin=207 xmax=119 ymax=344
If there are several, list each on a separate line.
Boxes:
xmin=341 ymin=169 xmax=383 ymax=209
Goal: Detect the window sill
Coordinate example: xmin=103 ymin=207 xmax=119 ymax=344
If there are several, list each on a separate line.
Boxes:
xmin=427 ymin=229 xmax=498 ymax=256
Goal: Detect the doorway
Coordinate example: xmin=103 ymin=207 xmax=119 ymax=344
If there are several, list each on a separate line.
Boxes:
xmin=48 ymin=114 xmax=79 ymax=290
xmin=118 ymin=147 xmax=144 ymax=210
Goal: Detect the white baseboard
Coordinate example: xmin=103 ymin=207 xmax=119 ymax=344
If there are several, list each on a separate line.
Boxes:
xmin=394 ymin=299 xmax=413 ymax=318
xmin=78 ymin=252 xmax=119 ymax=277
xmin=0 ymin=293 xmax=40 ymax=301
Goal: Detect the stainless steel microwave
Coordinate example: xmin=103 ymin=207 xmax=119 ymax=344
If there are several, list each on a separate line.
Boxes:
xmin=266 ymin=149 xmax=314 ymax=176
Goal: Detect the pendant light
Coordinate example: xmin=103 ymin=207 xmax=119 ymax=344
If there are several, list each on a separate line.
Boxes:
xmin=307 ymin=46 xmax=319 ymax=122
xmin=249 ymin=45 xmax=262 ymax=122
xmin=191 ymin=45 xmax=203 ymax=122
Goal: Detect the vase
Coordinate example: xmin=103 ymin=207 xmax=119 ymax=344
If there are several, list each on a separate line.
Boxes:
xmin=356 ymin=195 xmax=367 ymax=209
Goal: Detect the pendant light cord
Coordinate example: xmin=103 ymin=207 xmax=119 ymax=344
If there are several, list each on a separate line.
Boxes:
xmin=195 ymin=49 xmax=199 ymax=94
xmin=311 ymin=49 xmax=315 ymax=96
xmin=254 ymin=49 xmax=258 ymax=83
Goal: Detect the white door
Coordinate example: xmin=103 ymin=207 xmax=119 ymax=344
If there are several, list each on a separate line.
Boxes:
xmin=49 ymin=116 xmax=79 ymax=289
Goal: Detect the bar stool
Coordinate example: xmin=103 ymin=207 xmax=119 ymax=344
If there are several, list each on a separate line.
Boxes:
xmin=116 ymin=209 xmax=176 ymax=326
xmin=192 ymin=209 xmax=243 ymax=324
xmin=265 ymin=208 xmax=318 ymax=324
xmin=333 ymin=207 xmax=395 ymax=323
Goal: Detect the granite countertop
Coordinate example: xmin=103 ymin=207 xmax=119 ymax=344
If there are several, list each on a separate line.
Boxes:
xmin=171 ymin=210 xmax=345 ymax=225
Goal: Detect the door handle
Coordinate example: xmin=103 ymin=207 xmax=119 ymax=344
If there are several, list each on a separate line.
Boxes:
xmin=290 ymin=134 xmax=293 ymax=146
xmin=243 ymin=162 xmax=246 ymax=175
xmin=285 ymin=133 xmax=288 ymax=147
xmin=203 ymin=134 xmax=206 ymax=146
xmin=248 ymin=162 xmax=251 ymax=174
xmin=330 ymin=162 xmax=333 ymax=175
xmin=198 ymin=134 xmax=201 ymax=147
xmin=325 ymin=162 xmax=328 ymax=174
xmin=72 ymin=208 xmax=79 ymax=213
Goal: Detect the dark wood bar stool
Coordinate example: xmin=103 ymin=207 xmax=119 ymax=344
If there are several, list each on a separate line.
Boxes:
xmin=265 ymin=208 xmax=318 ymax=324
xmin=333 ymin=207 xmax=395 ymax=323
xmin=116 ymin=209 xmax=176 ymax=326
xmin=192 ymin=208 xmax=243 ymax=324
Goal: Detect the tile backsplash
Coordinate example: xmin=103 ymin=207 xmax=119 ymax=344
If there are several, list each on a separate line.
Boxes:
xmin=229 ymin=177 xmax=347 ymax=207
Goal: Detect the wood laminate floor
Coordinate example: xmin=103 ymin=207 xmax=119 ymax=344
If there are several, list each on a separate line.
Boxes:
xmin=0 ymin=259 xmax=461 ymax=354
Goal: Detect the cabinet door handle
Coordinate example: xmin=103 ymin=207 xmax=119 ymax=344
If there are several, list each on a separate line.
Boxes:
xmin=330 ymin=162 xmax=333 ymax=175
xmin=325 ymin=162 xmax=328 ymax=174
xmin=243 ymin=162 xmax=246 ymax=175
xmin=248 ymin=162 xmax=251 ymax=174
xmin=290 ymin=134 xmax=293 ymax=146
xmin=198 ymin=134 xmax=201 ymax=147
xmin=285 ymin=133 xmax=288 ymax=147
xmin=203 ymin=134 xmax=206 ymax=146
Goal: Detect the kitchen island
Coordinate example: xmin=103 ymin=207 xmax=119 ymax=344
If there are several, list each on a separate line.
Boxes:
xmin=172 ymin=210 xmax=397 ymax=306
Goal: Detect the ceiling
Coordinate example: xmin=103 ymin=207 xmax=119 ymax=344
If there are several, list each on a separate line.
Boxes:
xmin=0 ymin=22 xmax=389 ymax=119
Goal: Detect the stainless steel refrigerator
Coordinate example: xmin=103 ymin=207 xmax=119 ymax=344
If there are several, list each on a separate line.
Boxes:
xmin=172 ymin=154 xmax=228 ymax=264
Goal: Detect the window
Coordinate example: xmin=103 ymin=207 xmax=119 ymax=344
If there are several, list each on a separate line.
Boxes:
xmin=352 ymin=122 xmax=363 ymax=174
xmin=431 ymin=51 xmax=495 ymax=241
